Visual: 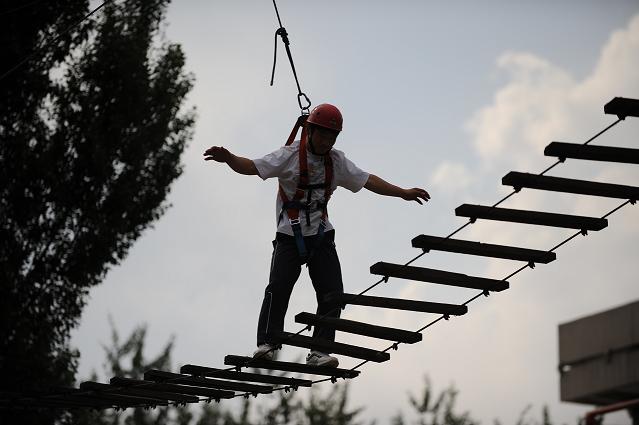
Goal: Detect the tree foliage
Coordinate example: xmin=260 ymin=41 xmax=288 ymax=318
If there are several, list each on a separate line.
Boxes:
xmin=71 ymin=319 xmax=183 ymax=425
xmin=0 ymin=0 xmax=194 ymax=423
xmin=391 ymin=376 xmax=478 ymax=425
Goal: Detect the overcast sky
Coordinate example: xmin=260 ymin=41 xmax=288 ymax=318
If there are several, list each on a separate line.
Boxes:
xmin=71 ymin=1 xmax=639 ymax=423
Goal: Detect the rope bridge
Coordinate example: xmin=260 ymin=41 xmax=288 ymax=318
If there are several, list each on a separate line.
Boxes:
xmin=2 ymin=96 xmax=637 ymax=411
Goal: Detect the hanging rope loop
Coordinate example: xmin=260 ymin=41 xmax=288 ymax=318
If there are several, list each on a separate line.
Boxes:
xmin=270 ymin=0 xmax=311 ymax=114
xmin=269 ymin=27 xmax=290 ymax=87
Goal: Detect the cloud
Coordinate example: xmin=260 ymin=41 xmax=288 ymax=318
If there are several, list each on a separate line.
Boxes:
xmin=429 ymin=161 xmax=473 ymax=193
xmin=466 ymin=53 xmax=572 ymax=165
xmin=465 ymin=14 xmax=639 ymax=173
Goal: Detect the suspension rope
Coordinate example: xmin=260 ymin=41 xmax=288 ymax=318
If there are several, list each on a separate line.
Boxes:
xmin=0 ymin=0 xmax=114 ymax=82
xmin=269 ymin=0 xmax=311 ymax=114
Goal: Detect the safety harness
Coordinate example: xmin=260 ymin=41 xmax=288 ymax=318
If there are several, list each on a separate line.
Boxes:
xmin=278 ymin=115 xmax=334 ymax=261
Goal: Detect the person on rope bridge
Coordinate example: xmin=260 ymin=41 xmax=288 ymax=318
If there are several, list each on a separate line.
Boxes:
xmin=204 ymin=104 xmax=430 ymax=367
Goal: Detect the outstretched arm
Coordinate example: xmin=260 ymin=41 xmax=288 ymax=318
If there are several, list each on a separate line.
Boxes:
xmin=204 ymin=146 xmax=258 ymax=176
xmin=364 ymin=174 xmax=430 ymax=204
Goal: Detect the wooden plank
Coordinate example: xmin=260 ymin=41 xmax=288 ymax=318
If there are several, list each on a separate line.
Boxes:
xmin=78 ymin=393 xmax=157 ymax=408
xmin=81 ymin=381 xmax=196 ymax=404
xmin=144 ymin=370 xmax=272 ymax=394
xmin=604 ymin=97 xmax=639 ymax=119
xmin=224 ymin=355 xmax=360 ymax=379
xmin=411 ymin=234 xmax=556 ymax=263
xmin=13 ymin=398 xmax=110 ymax=410
xmin=295 ymin=312 xmax=422 ymax=344
xmin=18 ymin=394 xmax=116 ymax=409
xmin=325 ymin=292 xmax=468 ymax=316
xmin=544 ymin=142 xmax=639 ymax=164
xmin=179 ymin=365 xmax=312 ymax=387
xmin=3 ymin=388 xmax=123 ymax=409
xmin=2 ymin=388 xmax=135 ymax=409
xmin=370 ymin=262 xmax=509 ymax=292
xmin=455 ymin=204 xmax=608 ymax=231
xmin=39 ymin=399 xmax=112 ymax=409
xmin=85 ymin=381 xmax=198 ymax=404
xmin=77 ymin=383 xmax=167 ymax=406
xmin=110 ymin=377 xmax=235 ymax=399
xmin=268 ymin=331 xmax=390 ymax=363
xmin=503 ymin=172 xmax=639 ymax=200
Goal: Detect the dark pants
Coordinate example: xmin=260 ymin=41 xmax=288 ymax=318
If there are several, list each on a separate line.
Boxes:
xmin=257 ymin=230 xmax=343 ymax=347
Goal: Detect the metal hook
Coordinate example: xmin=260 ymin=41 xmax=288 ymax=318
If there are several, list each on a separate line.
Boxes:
xmin=298 ymin=92 xmax=311 ymax=113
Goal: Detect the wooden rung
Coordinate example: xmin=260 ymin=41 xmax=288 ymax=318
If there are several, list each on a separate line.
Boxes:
xmin=31 ymin=394 xmax=116 ymax=409
xmin=325 ymin=292 xmax=468 ymax=316
xmin=12 ymin=388 xmax=122 ymax=409
xmin=80 ymin=381 xmax=197 ymax=404
xmin=503 ymin=172 xmax=639 ymax=201
xmin=604 ymin=97 xmax=639 ymax=119
xmin=370 ymin=262 xmax=509 ymax=292
xmin=411 ymin=234 xmax=556 ymax=263
xmin=180 ymin=365 xmax=312 ymax=387
xmin=78 ymin=382 xmax=167 ymax=406
xmin=144 ymin=370 xmax=272 ymax=394
xmin=110 ymin=377 xmax=235 ymax=399
xmin=6 ymin=388 xmax=136 ymax=409
xmin=224 ymin=355 xmax=360 ymax=379
xmin=295 ymin=312 xmax=422 ymax=344
xmin=455 ymin=204 xmax=607 ymax=231
xmin=23 ymin=398 xmax=112 ymax=410
xmin=48 ymin=399 xmax=115 ymax=409
xmin=268 ymin=331 xmax=390 ymax=363
xmin=544 ymin=142 xmax=639 ymax=164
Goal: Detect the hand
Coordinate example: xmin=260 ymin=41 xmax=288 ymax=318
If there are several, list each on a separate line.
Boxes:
xmin=402 ymin=188 xmax=431 ymax=205
xmin=203 ymin=146 xmax=231 ymax=163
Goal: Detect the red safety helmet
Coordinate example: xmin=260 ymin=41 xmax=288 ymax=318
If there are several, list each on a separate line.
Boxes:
xmin=307 ymin=103 xmax=343 ymax=132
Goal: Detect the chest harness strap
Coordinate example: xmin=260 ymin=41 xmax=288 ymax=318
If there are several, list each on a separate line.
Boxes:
xmin=277 ymin=115 xmax=334 ymax=261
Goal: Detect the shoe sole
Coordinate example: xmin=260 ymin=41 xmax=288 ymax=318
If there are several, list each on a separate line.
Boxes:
xmin=252 ymin=351 xmax=274 ymax=361
xmin=253 ymin=354 xmax=274 ymax=361
xmin=307 ymin=358 xmax=339 ymax=368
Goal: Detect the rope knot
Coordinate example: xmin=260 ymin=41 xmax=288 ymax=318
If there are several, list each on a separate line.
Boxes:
xmin=276 ymin=27 xmax=290 ymax=45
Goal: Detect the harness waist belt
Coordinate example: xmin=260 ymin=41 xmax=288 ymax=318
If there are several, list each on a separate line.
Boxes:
xmin=281 ymin=200 xmax=328 ymax=211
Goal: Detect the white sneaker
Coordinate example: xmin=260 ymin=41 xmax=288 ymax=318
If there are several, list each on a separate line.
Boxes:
xmin=253 ymin=344 xmax=277 ymax=361
xmin=306 ymin=351 xmax=339 ymax=368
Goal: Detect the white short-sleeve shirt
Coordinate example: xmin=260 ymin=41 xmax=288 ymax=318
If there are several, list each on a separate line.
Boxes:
xmin=253 ymin=140 xmax=370 ymax=236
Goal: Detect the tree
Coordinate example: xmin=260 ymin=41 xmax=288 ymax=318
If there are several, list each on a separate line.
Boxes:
xmin=302 ymin=384 xmax=364 ymax=425
xmin=392 ymin=376 xmax=479 ymax=425
xmin=0 ymin=0 xmax=194 ymax=423
xmin=71 ymin=318 xmax=188 ymax=425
